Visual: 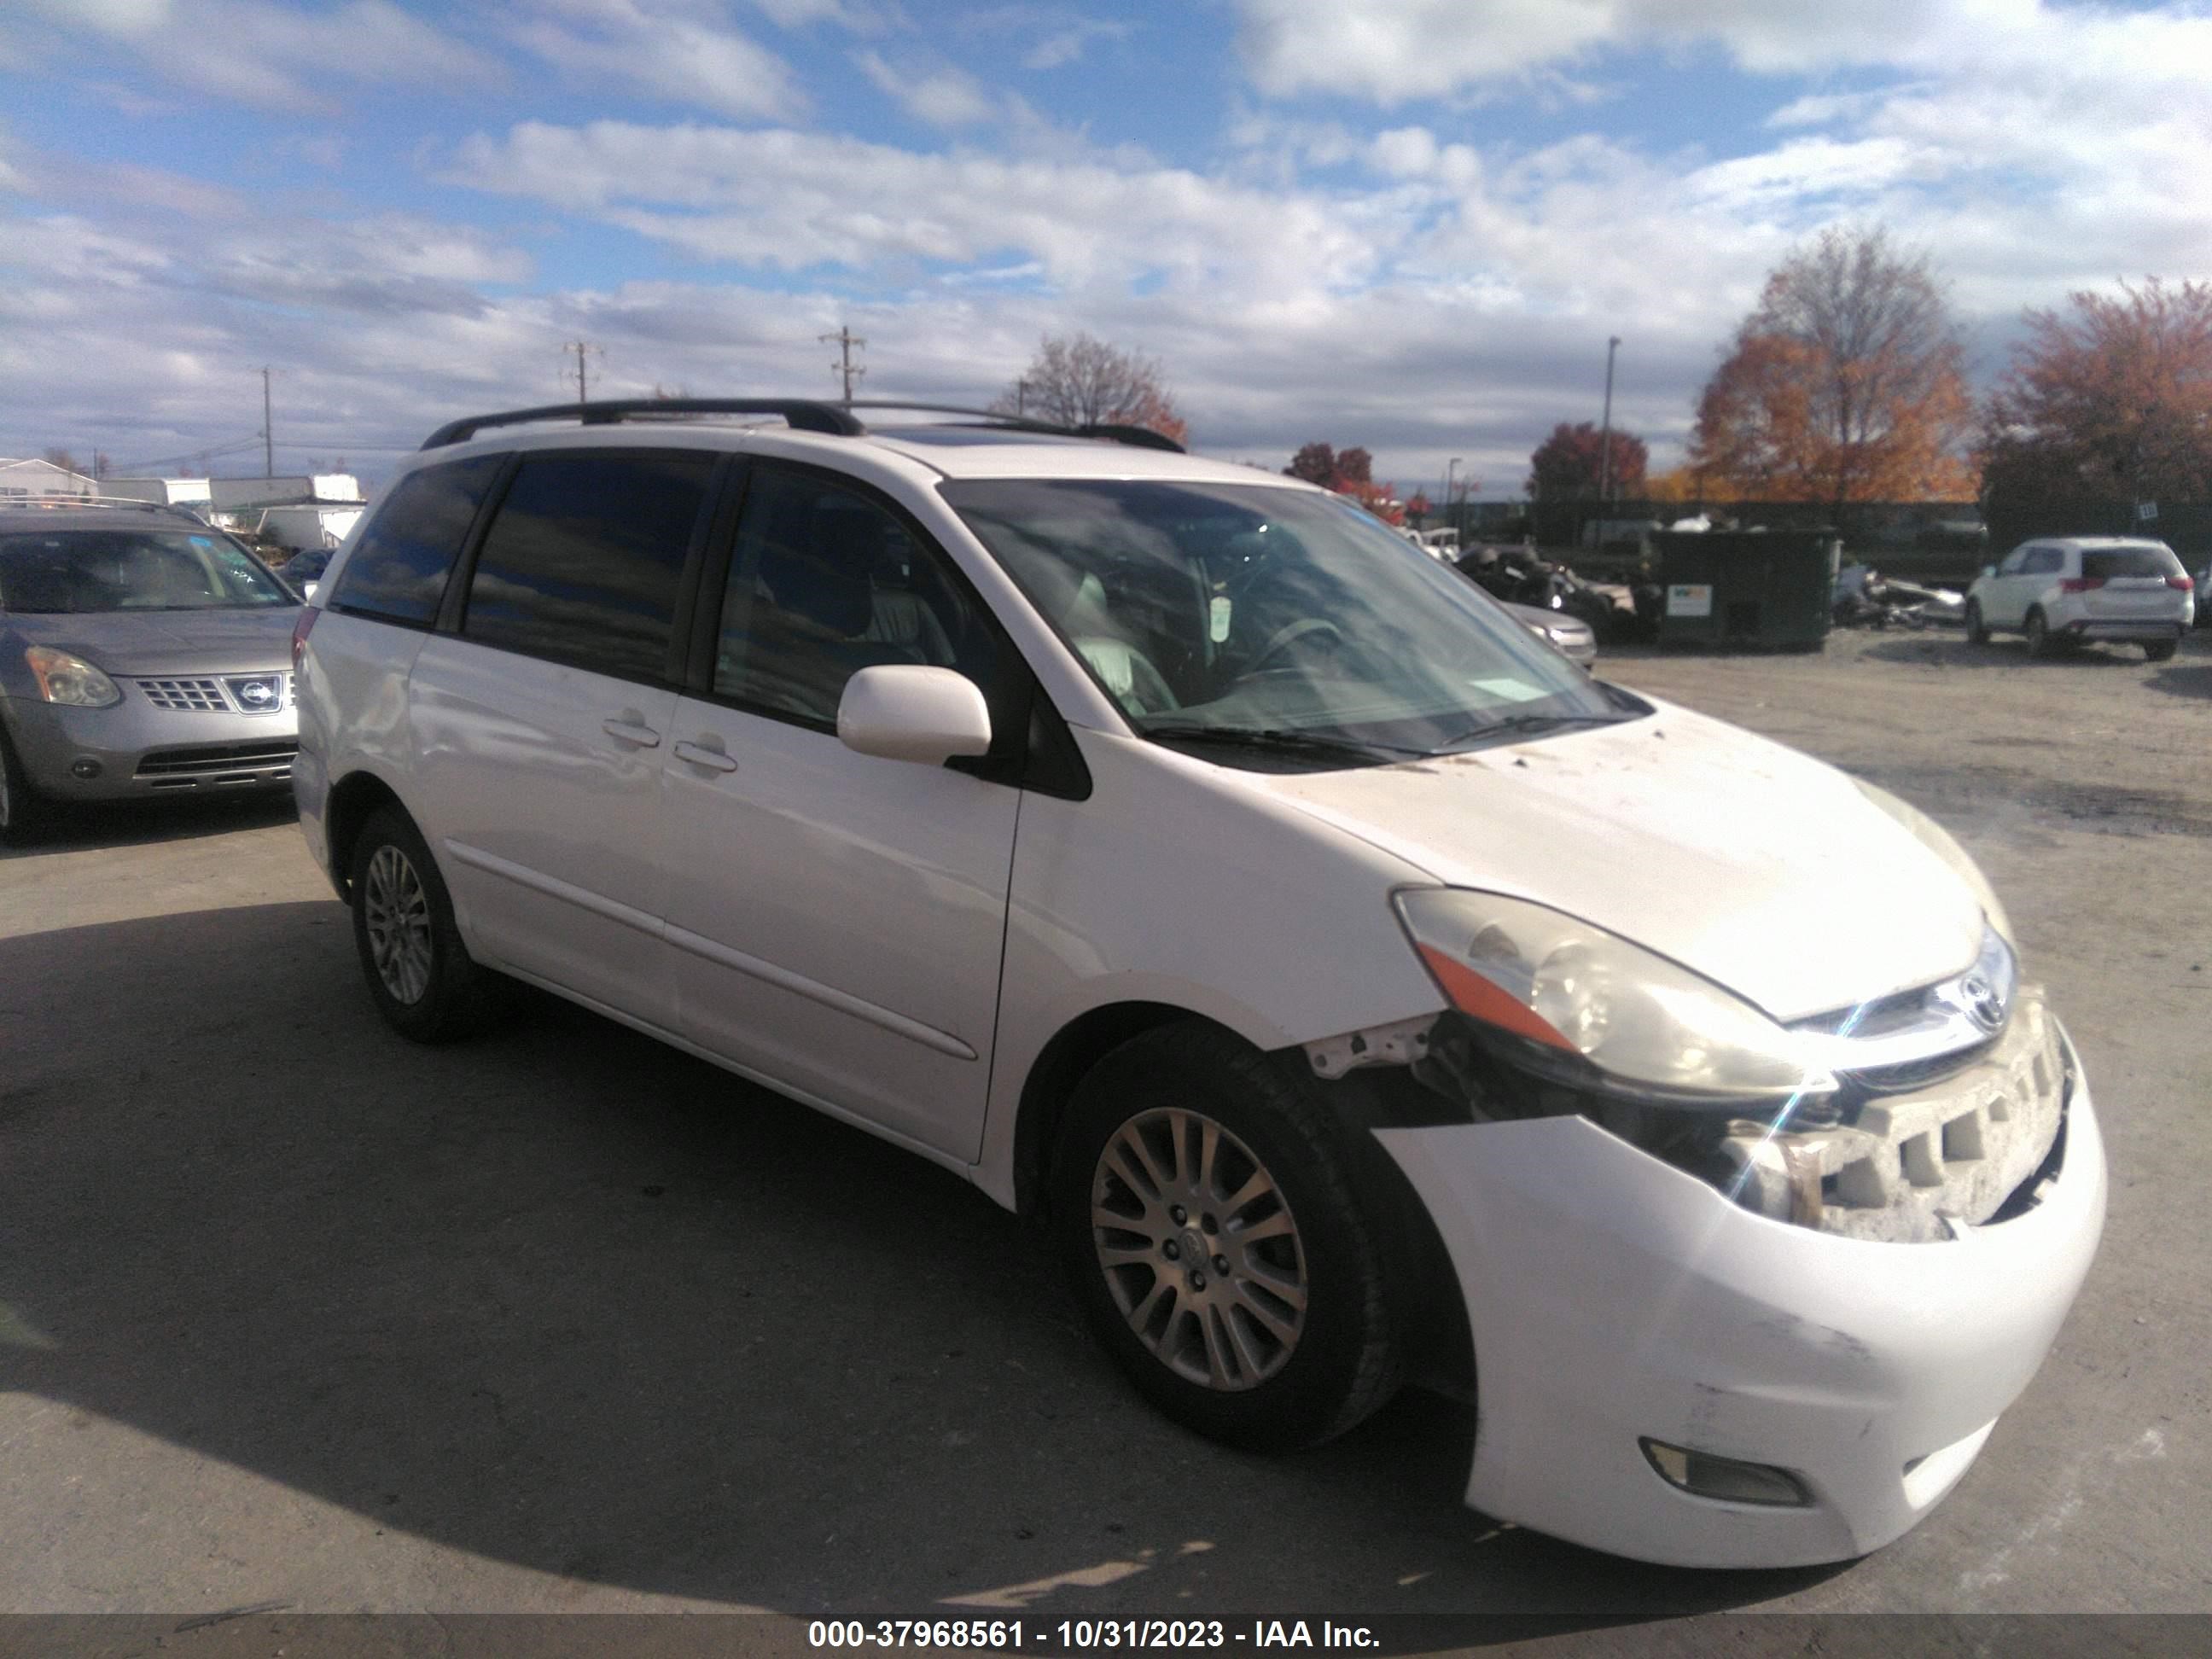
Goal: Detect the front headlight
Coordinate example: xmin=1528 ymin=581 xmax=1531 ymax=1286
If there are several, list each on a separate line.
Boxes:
xmin=25 ymin=647 xmax=121 ymax=708
xmin=1395 ymin=888 xmax=1835 ymax=1103
xmin=1853 ymin=778 xmax=2012 ymax=942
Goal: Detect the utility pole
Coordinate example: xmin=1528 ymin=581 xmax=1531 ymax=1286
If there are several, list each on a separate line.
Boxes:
xmin=820 ymin=325 xmax=866 ymax=405
xmin=1015 ymin=379 xmax=1031 ymax=417
xmin=1596 ymin=335 xmax=1621 ymax=529
xmin=563 ymin=340 xmax=601 ymax=406
xmin=1446 ymin=457 xmax=1462 ymax=538
xmin=260 ymin=366 xmax=273 ymax=478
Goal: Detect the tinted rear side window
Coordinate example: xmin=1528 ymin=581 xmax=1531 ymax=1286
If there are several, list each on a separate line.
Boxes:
xmin=328 ymin=455 xmax=504 ymax=626
xmin=462 ymin=451 xmax=714 ymax=682
xmin=2083 ymin=545 xmax=2183 ymax=579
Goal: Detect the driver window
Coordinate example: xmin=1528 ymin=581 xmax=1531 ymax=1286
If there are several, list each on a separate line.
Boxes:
xmin=713 ymin=467 xmax=998 ymax=728
xmin=2023 ymin=546 xmax=2063 ymax=575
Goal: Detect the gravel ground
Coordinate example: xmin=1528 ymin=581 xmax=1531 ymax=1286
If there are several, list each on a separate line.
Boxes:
xmin=1 ymin=623 xmax=2207 ymax=1626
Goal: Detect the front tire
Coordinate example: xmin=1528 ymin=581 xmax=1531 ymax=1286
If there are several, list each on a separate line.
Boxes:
xmin=2025 ymin=607 xmax=2054 ymax=659
xmin=1964 ymin=600 xmax=1988 ymax=646
xmin=348 ymin=805 xmax=504 ymax=1042
xmin=0 ymin=725 xmax=46 ymax=842
xmin=1050 ymin=1024 xmax=1402 ymax=1452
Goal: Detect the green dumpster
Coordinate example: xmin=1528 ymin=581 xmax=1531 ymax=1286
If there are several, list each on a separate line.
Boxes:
xmin=1652 ymin=528 xmax=1840 ymax=650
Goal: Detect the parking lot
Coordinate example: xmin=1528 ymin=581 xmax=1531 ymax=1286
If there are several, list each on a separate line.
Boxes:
xmin=3 ymin=625 xmax=2208 ymax=1621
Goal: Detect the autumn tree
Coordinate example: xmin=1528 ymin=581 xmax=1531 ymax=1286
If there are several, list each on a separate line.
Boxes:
xmin=1981 ymin=277 xmax=2212 ymax=506
xmin=1528 ymin=421 xmax=1647 ymax=501
xmin=1691 ymin=225 xmax=1974 ymax=508
xmin=998 ymin=331 xmax=1189 ymax=445
xmin=1281 ymin=442 xmax=1402 ymax=522
xmin=1283 ymin=443 xmax=1372 ymax=489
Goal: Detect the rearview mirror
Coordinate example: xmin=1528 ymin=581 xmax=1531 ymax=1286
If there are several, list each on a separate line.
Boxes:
xmin=838 ymin=665 xmax=992 ymax=765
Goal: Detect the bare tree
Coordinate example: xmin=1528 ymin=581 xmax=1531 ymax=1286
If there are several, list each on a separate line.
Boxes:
xmin=996 ymin=332 xmax=1189 ymax=444
xmin=1691 ymin=225 xmax=1972 ymax=509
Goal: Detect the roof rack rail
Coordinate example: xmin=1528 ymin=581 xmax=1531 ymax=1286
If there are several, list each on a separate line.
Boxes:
xmin=419 ymin=397 xmax=1187 ymax=454
xmin=1 ymin=494 xmax=214 ymax=526
xmin=842 ymin=401 xmax=1187 ymax=454
xmin=421 ymin=399 xmax=864 ymax=450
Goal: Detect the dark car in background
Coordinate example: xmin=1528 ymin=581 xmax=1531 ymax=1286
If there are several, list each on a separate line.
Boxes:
xmin=0 ymin=499 xmax=300 ymax=837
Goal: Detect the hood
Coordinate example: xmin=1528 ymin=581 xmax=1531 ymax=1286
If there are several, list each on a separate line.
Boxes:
xmin=1249 ymin=700 xmax=1985 ymax=1022
xmin=7 ymin=607 xmax=299 ymax=676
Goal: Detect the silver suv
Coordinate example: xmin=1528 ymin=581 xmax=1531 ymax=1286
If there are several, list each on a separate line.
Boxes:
xmin=1964 ymin=535 xmax=2193 ymax=659
xmin=0 ymin=499 xmax=300 ymax=836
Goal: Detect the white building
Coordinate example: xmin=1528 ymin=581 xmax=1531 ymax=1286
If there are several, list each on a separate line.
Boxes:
xmin=0 ymin=457 xmax=97 ymax=499
xmin=102 ymin=476 xmax=215 ymax=509
xmin=207 ymin=474 xmax=363 ymax=511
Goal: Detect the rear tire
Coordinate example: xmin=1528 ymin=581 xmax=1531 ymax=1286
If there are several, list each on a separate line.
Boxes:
xmin=1964 ymin=600 xmax=1988 ymax=646
xmin=348 ymin=804 xmax=504 ymax=1042
xmin=2024 ymin=608 xmax=2053 ymax=659
xmin=2145 ymin=639 xmax=2177 ymax=662
xmin=1050 ymin=1023 xmax=1403 ymax=1452
xmin=0 ymin=725 xmax=47 ymax=843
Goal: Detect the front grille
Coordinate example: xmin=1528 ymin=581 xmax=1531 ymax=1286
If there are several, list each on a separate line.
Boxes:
xmin=135 ymin=741 xmax=297 ymax=782
xmin=136 ymin=677 xmax=228 ymax=712
xmin=1720 ymin=988 xmax=2066 ymax=1243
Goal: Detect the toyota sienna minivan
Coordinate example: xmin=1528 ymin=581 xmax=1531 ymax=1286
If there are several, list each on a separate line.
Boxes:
xmin=293 ymin=399 xmax=2104 ymax=1568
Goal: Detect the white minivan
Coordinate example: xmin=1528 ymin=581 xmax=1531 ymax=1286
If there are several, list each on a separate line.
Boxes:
xmin=293 ymin=399 xmax=2104 ymax=1569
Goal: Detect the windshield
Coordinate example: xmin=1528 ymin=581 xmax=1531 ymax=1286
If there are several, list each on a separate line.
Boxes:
xmin=942 ymin=478 xmax=1625 ymax=768
xmin=0 ymin=528 xmax=294 ymax=614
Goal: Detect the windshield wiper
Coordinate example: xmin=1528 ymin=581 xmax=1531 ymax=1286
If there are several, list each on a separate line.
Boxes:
xmin=1429 ymin=710 xmax=1636 ymax=754
xmin=1138 ymin=723 xmax=1430 ymax=763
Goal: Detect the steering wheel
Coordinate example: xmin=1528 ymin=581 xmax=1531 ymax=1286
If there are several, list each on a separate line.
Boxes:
xmin=1247 ymin=617 xmax=1345 ymax=675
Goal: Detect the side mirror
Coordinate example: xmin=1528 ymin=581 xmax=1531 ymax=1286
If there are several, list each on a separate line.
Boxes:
xmin=838 ymin=665 xmax=992 ymax=765
xmin=1979 ymin=565 xmax=1996 ymax=579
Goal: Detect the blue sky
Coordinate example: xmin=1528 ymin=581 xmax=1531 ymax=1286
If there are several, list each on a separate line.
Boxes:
xmin=3 ymin=0 xmax=2209 ymax=498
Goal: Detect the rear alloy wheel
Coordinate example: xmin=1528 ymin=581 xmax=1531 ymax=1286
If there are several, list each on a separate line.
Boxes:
xmin=2024 ymin=607 xmax=2054 ymax=659
xmin=1051 ymin=1023 xmax=1402 ymax=1452
xmin=1964 ymin=599 xmax=1988 ymax=646
xmin=348 ymin=805 xmax=504 ymax=1042
xmin=2145 ymin=638 xmax=2177 ymax=662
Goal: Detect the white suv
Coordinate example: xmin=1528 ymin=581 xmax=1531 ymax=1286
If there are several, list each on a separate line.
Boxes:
xmin=292 ymin=399 xmax=2103 ymax=1569
xmin=1965 ymin=535 xmax=2193 ymax=659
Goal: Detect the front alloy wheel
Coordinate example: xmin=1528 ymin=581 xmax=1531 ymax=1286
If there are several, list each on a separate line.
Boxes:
xmin=1091 ymin=1108 xmax=1307 ymax=1391
xmin=1051 ymin=1023 xmax=1402 ymax=1451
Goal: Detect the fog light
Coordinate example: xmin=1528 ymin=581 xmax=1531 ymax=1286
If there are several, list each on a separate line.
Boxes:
xmin=1640 ymin=1438 xmax=1814 ymax=1508
xmin=70 ymin=757 xmax=102 ymax=780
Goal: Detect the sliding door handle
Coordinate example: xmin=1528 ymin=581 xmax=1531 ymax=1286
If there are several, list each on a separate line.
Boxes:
xmin=673 ymin=739 xmax=739 ymax=773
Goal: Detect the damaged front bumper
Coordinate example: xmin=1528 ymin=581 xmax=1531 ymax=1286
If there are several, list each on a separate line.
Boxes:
xmin=1373 ymin=1027 xmax=2105 ymax=1568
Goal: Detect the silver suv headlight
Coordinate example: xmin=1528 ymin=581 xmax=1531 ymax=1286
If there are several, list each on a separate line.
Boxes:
xmin=25 ymin=647 xmax=122 ymax=708
xmin=1394 ymin=888 xmax=1837 ymax=1103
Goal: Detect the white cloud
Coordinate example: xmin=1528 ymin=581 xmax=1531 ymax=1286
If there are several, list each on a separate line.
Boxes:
xmin=748 ymin=0 xmax=883 ymax=27
xmin=1023 ymin=16 xmax=1131 ymax=69
xmin=1228 ymin=0 xmax=2128 ymax=101
xmin=514 ymin=0 xmax=807 ymax=121
xmin=854 ymin=49 xmax=999 ymax=128
xmin=445 ymin=120 xmax=1385 ymax=300
xmin=6 ymin=0 xmax=498 ymax=112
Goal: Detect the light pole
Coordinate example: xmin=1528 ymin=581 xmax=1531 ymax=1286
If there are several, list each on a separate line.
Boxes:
xmin=1596 ymin=336 xmax=1621 ymax=533
xmin=1446 ymin=457 xmax=1462 ymax=538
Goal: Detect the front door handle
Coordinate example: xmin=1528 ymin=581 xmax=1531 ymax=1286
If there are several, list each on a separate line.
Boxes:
xmin=673 ymin=739 xmax=739 ymax=773
xmin=602 ymin=716 xmax=661 ymax=748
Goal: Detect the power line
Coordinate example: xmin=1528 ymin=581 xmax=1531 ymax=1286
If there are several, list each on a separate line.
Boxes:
xmin=820 ymin=325 xmax=865 ymax=405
